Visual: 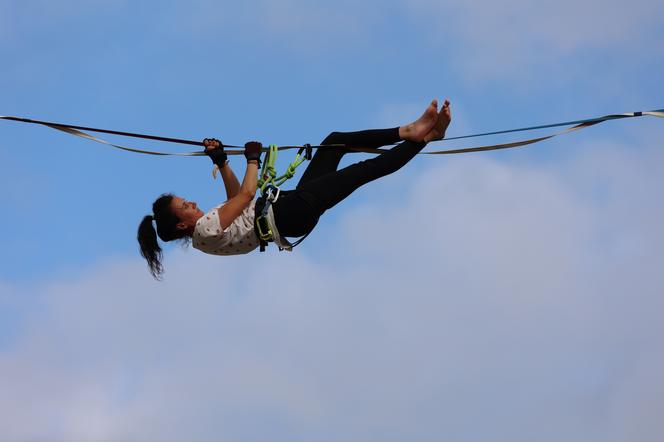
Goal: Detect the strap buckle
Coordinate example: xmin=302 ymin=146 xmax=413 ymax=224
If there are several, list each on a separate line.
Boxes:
xmin=264 ymin=184 xmax=280 ymax=204
xmin=302 ymin=143 xmax=313 ymax=161
xmin=255 ymin=184 xmax=280 ymax=242
xmin=255 ymin=214 xmax=273 ymax=241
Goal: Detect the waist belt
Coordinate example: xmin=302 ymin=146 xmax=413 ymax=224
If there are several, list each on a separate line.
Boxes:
xmin=254 ymin=186 xmax=312 ymax=253
xmin=254 ymin=185 xmax=294 ymax=252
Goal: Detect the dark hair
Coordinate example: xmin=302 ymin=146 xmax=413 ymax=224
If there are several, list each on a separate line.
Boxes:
xmin=137 ymin=193 xmax=189 ymax=280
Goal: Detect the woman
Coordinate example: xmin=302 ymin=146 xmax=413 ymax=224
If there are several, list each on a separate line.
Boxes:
xmin=138 ymin=99 xmax=451 ymax=279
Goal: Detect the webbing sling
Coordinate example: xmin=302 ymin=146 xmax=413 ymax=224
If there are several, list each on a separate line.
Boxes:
xmin=2 ymin=110 xmax=662 ymax=157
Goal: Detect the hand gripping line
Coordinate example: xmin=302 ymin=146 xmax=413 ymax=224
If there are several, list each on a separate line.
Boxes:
xmin=1 ymin=110 xmax=663 ymax=157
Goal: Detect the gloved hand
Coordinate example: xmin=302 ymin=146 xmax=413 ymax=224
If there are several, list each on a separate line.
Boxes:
xmin=203 ymin=138 xmax=227 ymax=167
xmin=244 ymin=141 xmax=262 ymax=165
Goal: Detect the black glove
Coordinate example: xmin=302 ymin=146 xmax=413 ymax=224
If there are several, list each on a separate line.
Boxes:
xmin=203 ymin=138 xmax=227 ymax=168
xmin=244 ymin=141 xmax=262 ymax=166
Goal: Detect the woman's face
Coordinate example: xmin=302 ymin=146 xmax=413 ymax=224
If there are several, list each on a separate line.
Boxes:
xmin=170 ymin=196 xmax=204 ymax=229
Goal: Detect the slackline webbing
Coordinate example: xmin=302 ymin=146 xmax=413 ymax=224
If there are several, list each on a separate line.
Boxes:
xmin=1 ymin=109 xmax=663 ymax=157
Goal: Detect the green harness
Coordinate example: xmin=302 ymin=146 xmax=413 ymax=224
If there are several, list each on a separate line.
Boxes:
xmin=255 ymin=144 xmax=312 ymax=250
xmin=257 ymin=144 xmax=309 ymax=192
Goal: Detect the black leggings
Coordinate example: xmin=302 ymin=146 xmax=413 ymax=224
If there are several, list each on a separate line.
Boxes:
xmin=272 ymin=127 xmax=426 ymax=237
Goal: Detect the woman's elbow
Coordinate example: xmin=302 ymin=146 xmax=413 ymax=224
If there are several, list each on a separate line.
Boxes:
xmin=241 ymin=188 xmax=256 ymax=200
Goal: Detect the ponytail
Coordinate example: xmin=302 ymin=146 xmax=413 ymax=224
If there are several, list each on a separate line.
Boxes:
xmin=137 ymin=215 xmax=164 ymax=280
xmin=137 ymin=193 xmax=189 ymax=280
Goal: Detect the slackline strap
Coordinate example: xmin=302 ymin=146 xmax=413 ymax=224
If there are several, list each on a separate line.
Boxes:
xmin=1 ymin=110 xmax=663 ymax=157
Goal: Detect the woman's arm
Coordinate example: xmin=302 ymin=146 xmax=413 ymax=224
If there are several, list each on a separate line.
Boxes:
xmin=216 ymin=142 xmax=261 ymax=230
xmin=203 ymin=138 xmax=241 ymax=200
xmin=217 ymin=162 xmax=241 ymax=200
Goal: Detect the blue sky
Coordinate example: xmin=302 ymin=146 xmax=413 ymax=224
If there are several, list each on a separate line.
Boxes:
xmin=1 ymin=0 xmax=663 ymax=440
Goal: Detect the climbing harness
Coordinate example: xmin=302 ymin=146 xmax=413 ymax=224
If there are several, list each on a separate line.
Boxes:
xmin=253 ymin=144 xmax=313 ymax=252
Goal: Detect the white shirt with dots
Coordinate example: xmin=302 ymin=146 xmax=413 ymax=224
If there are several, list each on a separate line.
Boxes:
xmin=192 ymin=200 xmax=260 ymax=255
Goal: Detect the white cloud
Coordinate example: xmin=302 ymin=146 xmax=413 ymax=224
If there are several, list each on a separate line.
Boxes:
xmin=402 ymin=0 xmax=664 ymax=83
xmin=1 ymin=132 xmax=663 ymax=441
xmin=6 ymin=0 xmax=661 ymax=92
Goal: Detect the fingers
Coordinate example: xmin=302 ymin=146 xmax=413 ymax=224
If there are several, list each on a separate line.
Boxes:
xmin=244 ymin=141 xmax=263 ymax=164
xmin=203 ymin=138 xmax=222 ymax=151
xmin=244 ymin=141 xmax=262 ymax=149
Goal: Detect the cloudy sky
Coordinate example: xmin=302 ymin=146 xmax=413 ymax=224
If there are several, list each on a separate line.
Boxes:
xmin=1 ymin=0 xmax=663 ymax=440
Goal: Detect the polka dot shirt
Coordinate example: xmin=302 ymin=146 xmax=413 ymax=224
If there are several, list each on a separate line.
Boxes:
xmin=192 ymin=200 xmax=260 ymax=255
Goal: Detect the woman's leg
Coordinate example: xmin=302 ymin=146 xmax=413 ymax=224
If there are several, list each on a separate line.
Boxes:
xmin=274 ymin=99 xmax=450 ymax=237
xmin=273 ymin=140 xmax=425 ymax=237
xmin=298 ymin=139 xmax=427 ymax=214
xmin=296 ymin=127 xmax=401 ymax=189
xmin=272 ymin=128 xmax=405 ymax=237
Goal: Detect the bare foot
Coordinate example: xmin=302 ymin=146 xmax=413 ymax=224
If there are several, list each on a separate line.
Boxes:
xmin=399 ymin=100 xmax=439 ymax=143
xmin=424 ymin=99 xmax=451 ymax=143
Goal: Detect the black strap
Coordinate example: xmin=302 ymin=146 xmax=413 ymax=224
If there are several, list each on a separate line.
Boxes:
xmin=303 ymin=143 xmax=313 ymax=160
xmin=3 ymin=110 xmax=663 ymax=157
xmin=4 ymin=109 xmax=662 ymax=149
xmin=289 ymin=231 xmax=311 ymax=248
xmin=254 ymin=196 xmax=269 ymax=252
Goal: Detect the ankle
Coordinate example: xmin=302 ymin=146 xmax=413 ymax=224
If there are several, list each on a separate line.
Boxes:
xmin=398 ymin=125 xmax=410 ymax=140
